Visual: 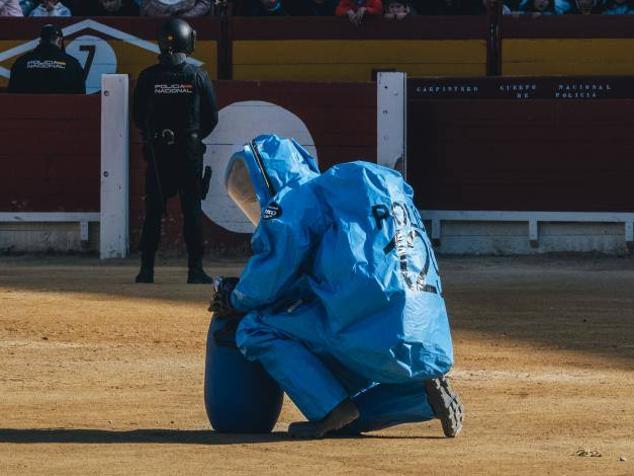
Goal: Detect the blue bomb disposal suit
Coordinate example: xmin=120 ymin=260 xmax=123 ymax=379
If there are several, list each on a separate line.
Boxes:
xmin=224 ymin=135 xmax=461 ymax=436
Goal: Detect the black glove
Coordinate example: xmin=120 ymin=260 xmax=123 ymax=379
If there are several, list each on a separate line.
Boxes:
xmin=209 ymin=276 xmax=242 ymax=319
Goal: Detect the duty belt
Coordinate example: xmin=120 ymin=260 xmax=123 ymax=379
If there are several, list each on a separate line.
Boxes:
xmin=153 ymin=129 xmax=199 ymax=146
xmin=155 ymin=128 xmax=175 ymax=146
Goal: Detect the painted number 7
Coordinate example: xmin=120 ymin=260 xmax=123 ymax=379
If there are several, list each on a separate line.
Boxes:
xmin=79 ymin=45 xmax=96 ymax=81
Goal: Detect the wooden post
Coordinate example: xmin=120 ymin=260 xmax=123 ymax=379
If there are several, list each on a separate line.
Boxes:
xmin=486 ymin=0 xmax=503 ymax=76
xmin=100 ymin=74 xmax=129 ymax=259
xmin=377 ymin=72 xmax=407 ymax=178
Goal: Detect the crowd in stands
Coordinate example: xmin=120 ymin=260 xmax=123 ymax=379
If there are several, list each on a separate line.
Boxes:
xmin=0 ymin=0 xmax=211 ymax=16
xmin=235 ymin=0 xmax=634 ymax=17
xmin=1 ymin=0 xmax=633 ymax=18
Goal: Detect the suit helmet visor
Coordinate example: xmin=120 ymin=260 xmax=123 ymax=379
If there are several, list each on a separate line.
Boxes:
xmin=226 ymin=155 xmax=260 ymax=225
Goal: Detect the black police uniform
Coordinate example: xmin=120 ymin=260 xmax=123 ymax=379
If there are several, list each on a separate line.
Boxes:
xmin=133 ymin=52 xmax=218 ymax=276
xmin=8 ymin=42 xmax=85 ymax=94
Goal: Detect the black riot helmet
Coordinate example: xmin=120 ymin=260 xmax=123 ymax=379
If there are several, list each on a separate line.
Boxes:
xmin=158 ymin=19 xmax=197 ymax=55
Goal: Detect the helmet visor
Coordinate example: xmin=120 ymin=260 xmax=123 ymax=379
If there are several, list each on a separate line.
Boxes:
xmin=226 ymin=156 xmax=260 ymax=225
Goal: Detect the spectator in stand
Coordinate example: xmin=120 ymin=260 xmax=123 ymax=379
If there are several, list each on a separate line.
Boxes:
xmin=302 ymin=0 xmax=338 ymax=15
xmin=1 ymin=0 xmax=23 ymax=15
xmin=415 ymin=0 xmax=467 ymax=14
xmin=64 ymin=0 xmax=92 ymax=14
xmin=421 ymin=0 xmax=511 ymax=14
xmin=19 ymin=0 xmax=36 ymax=14
xmin=29 ymin=0 xmax=71 ymax=15
xmin=519 ymin=0 xmax=571 ymax=13
xmin=246 ymin=0 xmax=288 ymax=16
xmin=141 ymin=0 xmax=211 ymax=17
xmin=481 ymin=0 xmax=512 ymax=13
xmin=518 ymin=0 xmax=557 ymax=15
xmin=384 ymin=0 xmax=416 ymax=19
xmin=336 ymin=0 xmax=383 ymax=25
xmin=566 ymin=0 xmax=604 ymax=13
xmin=603 ymin=0 xmax=634 ymax=14
xmin=94 ymin=0 xmax=139 ymax=15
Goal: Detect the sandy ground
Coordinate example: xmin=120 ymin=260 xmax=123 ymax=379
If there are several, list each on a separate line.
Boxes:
xmin=0 ymin=255 xmax=633 ymax=475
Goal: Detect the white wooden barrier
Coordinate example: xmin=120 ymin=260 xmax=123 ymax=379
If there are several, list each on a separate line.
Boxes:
xmin=100 ymin=74 xmax=130 ymax=259
xmin=422 ymin=210 xmax=634 ymax=253
xmin=377 ymin=72 xmax=407 ymax=178
xmin=1 ymin=74 xmax=632 ymax=255
xmin=0 ymin=212 xmax=100 ymax=242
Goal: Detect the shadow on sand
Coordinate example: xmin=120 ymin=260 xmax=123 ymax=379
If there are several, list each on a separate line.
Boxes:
xmin=0 ymin=428 xmax=443 ymax=445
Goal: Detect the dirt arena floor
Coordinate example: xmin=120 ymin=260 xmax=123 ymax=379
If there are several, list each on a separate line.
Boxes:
xmin=1 ymin=255 xmax=633 ymax=475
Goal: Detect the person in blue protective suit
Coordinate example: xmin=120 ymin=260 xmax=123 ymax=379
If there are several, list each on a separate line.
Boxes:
xmin=216 ymin=134 xmax=464 ymax=439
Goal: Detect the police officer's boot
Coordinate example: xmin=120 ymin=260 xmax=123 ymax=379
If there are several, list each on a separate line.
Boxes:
xmin=187 ymin=257 xmax=213 ymax=284
xmin=288 ymin=398 xmax=360 ymax=439
xmin=135 ymin=268 xmax=154 ymax=283
xmin=135 ymin=253 xmax=155 ymax=284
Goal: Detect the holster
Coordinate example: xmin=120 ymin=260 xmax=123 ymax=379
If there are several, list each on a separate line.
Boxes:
xmin=201 ymin=165 xmax=212 ymax=200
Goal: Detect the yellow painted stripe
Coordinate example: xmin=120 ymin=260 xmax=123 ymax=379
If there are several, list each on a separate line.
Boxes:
xmin=234 ymin=40 xmax=486 ymax=65
xmin=233 ymin=39 xmax=486 ymax=80
xmin=503 ymin=39 xmax=634 ymax=76
xmin=0 ymin=40 xmax=218 ymax=81
xmin=233 ymin=63 xmax=486 ymax=81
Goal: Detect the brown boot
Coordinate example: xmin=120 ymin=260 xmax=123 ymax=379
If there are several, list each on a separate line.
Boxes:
xmin=425 ymin=376 xmax=464 ymax=438
xmin=288 ymin=399 xmax=360 ymax=439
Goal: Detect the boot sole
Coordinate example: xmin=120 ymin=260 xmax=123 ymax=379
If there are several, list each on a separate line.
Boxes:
xmin=425 ymin=377 xmax=464 ymax=438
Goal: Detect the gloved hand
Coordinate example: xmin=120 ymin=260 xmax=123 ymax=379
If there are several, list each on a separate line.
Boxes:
xmin=209 ymin=276 xmax=243 ymax=319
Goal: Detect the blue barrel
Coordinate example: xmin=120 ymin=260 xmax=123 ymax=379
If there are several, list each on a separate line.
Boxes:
xmin=204 ymin=316 xmax=284 ymax=433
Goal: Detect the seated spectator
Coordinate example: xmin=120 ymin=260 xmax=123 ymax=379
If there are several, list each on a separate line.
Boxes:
xmin=415 ymin=0 xmax=469 ymax=14
xmin=28 ymin=0 xmax=71 ymax=15
xmin=518 ymin=0 xmax=573 ymax=13
xmin=384 ymin=0 xmax=416 ymax=19
xmin=245 ymin=0 xmax=288 ymax=16
xmin=1 ymin=0 xmax=23 ymax=15
xmin=556 ymin=0 xmax=572 ymax=12
xmin=419 ymin=0 xmax=512 ymax=14
xmin=303 ymin=0 xmax=337 ymax=15
xmin=519 ymin=0 xmax=570 ymax=14
xmin=336 ymin=0 xmax=383 ymax=25
xmin=19 ymin=0 xmax=36 ymax=14
xmin=94 ymin=0 xmax=139 ymax=15
xmin=481 ymin=0 xmax=512 ymax=13
xmin=64 ymin=0 xmax=91 ymax=14
xmin=566 ymin=0 xmax=604 ymax=13
xmin=519 ymin=0 xmax=557 ymax=15
xmin=141 ymin=0 xmax=211 ymax=17
xmin=603 ymin=0 xmax=634 ymax=14
xmin=8 ymin=24 xmax=85 ymax=94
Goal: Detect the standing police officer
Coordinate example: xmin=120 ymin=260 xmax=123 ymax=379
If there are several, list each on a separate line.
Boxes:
xmin=8 ymin=24 xmax=85 ymax=94
xmin=134 ymin=18 xmax=218 ymax=284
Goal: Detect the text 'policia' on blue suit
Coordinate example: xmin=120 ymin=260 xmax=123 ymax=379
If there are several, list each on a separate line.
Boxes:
xmin=222 ymin=134 xmax=464 ymax=439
